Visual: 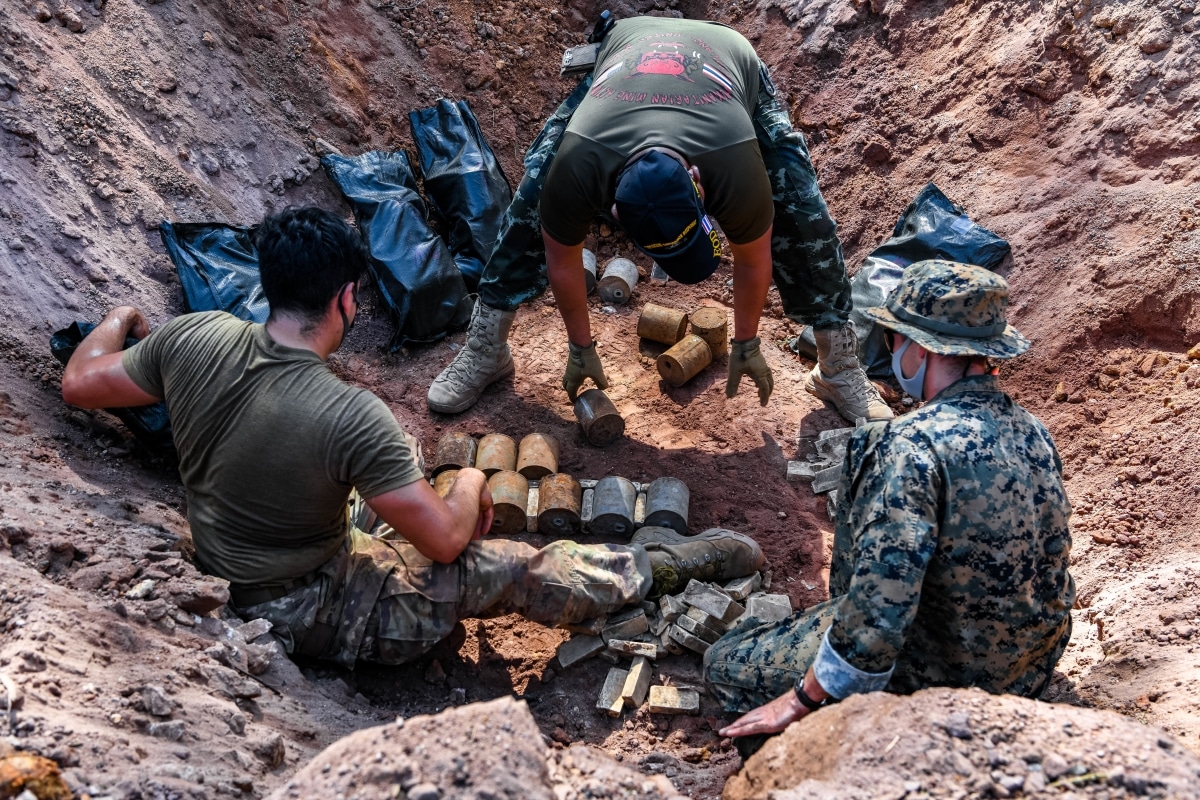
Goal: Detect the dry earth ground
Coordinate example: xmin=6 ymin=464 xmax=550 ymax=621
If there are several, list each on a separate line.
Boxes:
xmin=1 ymin=0 xmax=1199 ymax=797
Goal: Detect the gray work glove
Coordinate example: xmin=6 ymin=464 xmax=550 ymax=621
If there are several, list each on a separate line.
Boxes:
xmin=726 ymin=337 xmax=773 ymax=406
xmin=563 ymin=340 xmax=609 ymax=401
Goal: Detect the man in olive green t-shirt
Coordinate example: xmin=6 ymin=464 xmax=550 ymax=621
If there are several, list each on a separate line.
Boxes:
xmin=429 ymin=16 xmax=893 ymax=427
xmin=61 ymin=207 xmax=763 ymax=668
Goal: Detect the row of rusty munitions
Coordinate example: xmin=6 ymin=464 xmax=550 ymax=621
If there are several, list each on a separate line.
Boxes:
xmin=429 ymin=431 xmax=690 ymax=537
xmin=638 ymin=302 xmax=729 ymax=387
xmin=583 ymin=250 xmax=641 ymax=306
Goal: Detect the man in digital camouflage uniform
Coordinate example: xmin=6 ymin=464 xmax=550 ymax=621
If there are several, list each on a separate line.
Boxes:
xmin=707 ymin=260 xmax=1075 ymax=740
xmin=428 ymin=16 xmax=892 ymax=424
xmin=61 ymin=207 xmax=763 ymax=668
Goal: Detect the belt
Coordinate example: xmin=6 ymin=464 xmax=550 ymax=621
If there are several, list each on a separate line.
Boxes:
xmin=228 ymin=569 xmax=321 ymax=608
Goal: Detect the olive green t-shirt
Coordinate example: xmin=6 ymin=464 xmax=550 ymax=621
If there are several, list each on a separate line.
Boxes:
xmin=123 ymin=312 xmax=424 ymax=585
xmin=540 ymin=17 xmax=773 ymax=247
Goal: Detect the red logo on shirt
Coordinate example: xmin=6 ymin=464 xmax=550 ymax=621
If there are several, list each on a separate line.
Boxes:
xmin=626 ymin=49 xmax=699 ymax=82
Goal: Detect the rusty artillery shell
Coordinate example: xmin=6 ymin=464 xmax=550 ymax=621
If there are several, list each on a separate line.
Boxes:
xmin=583 ymin=248 xmax=598 ymax=295
xmin=476 ymin=433 xmax=517 ymax=477
xmin=637 ymin=303 xmax=689 ymax=346
xmin=433 ymin=431 xmax=477 ymax=476
xmin=488 ymin=470 xmax=529 ymax=535
xmin=590 ymin=476 xmax=637 ymax=538
xmin=537 ymin=473 xmax=583 ymax=536
xmin=689 ymin=306 xmax=729 ymax=358
xmin=517 ymin=432 xmax=560 ymax=480
xmin=655 ymin=334 xmax=713 ymax=387
xmin=598 ymin=257 xmax=639 ymax=305
xmin=573 ymin=388 xmax=625 ymax=447
xmin=433 ymin=469 xmax=459 ymax=498
xmin=644 ymin=476 xmax=689 ymax=535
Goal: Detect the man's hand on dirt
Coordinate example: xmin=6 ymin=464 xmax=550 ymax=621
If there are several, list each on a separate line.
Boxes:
xmin=563 ymin=340 xmax=609 ymax=401
xmin=718 ymin=689 xmax=807 ymax=739
xmin=726 ymin=336 xmax=773 ymax=405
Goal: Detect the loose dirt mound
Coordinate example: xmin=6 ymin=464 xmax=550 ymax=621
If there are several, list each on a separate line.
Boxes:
xmin=724 ymin=687 xmax=1200 ymax=800
xmin=1 ymin=0 xmax=1199 ymax=798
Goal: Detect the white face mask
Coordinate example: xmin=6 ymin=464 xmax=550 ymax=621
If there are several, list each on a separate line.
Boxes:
xmin=891 ymin=337 xmax=928 ymax=401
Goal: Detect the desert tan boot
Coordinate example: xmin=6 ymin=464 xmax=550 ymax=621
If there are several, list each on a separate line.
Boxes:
xmin=427 ymin=299 xmax=516 ymax=414
xmin=632 ymin=526 xmax=765 ymax=599
xmin=804 ymin=323 xmax=894 ymax=422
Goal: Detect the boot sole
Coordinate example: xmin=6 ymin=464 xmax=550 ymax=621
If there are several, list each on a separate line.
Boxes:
xmin=426 ymin=360 xmax=516 ymax=415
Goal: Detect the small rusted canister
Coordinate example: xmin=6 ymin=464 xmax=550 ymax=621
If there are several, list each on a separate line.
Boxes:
xmin=488 ymin=470 xmax=529 ymax=535
xmin=598 ymin=257 xmax=639 ymax=305
xmin=637 ymin=303 xmax=689 ymax=346
xmin=656 ymin=334 xmax=713 ymax=387
xmin=517 ymin=432 xmax=560 ymax=480
xmin=644 ymin=476 xmax=689 ymax=534
xmin=689 ymin=306 xmax=729 ymax=358
xmin=573 ymin=388 xmax=625 ymax=447
xmin=583 ymin=248 xmax=598 ymax=295
xmin=476 ymin=433 xmax=517 ymax=477
xmin=433 ymin=431 xmax=477 ymax=477
xmin=433 ymin=469 xmax=459 ymax=498
xmin=590 ymin=476 xmax=637 ymax=538
xmin=537 ymin=473 xmax=583 ymax=535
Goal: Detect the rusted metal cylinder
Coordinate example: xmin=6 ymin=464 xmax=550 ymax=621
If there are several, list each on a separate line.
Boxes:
xmin=598 ymin=257 xmax=639 ymax=305
xmin=476 ymin=433 xmax=517 ymax=477
xmin=517 ymin=433 xmax=559 ymax=480
xmin=644 ymin=476 xmax=689 ymax=535
xmin=637 ymin=303 xmax=689 ymax=345
xmin=433 ymin=469 xmax=459 ymax=498
xmin=573 ymin=388 xmax=625 ymax=447
xmin=488 ymin=470 xmax=529 ymax=535
xmin=689 ymin=306 xmax=729 ymax=358
xmin=583 ymin=248 xmax=598 ymax=295
xmin=590 ymin=476 xmax=637 ymax=538
xmin=656 ymin=334 xmax=713 ymax=387
xmin=433 ymin=431 xmax=477 ymax=476
xmin=537 ymin=473 xmax=582 ymax=536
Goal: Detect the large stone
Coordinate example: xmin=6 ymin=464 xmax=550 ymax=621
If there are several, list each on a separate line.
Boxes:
xmin=745 ymin=593 xmax=793 ymax=623
xmin=556 ymin=635 xmax=604 ymax=668
xmin=681 ymin=580 xmax=744 ymax=624
xmin=263 ymin=697 xmax=680 ymax=800
xmin=647 ymin=686 xmax=699 ymax=715
xmin=596 ymin=668 xmax=628 ymax=717
xmin=166 ymin=578 xmax=230 ymax=614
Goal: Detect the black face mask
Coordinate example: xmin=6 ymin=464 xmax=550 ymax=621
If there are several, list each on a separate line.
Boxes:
xmin=339 ymin=284 xmax=359 ymax=341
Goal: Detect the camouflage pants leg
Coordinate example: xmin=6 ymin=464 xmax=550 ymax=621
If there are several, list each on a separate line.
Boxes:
xmin=477 ymin=75 xmax=594 ymax=312
xmin=360 ymin=537 xmax=651 ymax=665
xmin=754 ymin=67 xmax=852 ymax=329
xmin=704 ymin=598 xmax=840 ymax=714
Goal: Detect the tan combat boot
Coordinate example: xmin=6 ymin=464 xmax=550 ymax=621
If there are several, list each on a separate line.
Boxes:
xmin=632 ymin=526 xmax=765 ymax=599
xmin=804 ymin=323 xmax=894 ymax=423
xmin=427 ymin=299 xmax=516 ymax=414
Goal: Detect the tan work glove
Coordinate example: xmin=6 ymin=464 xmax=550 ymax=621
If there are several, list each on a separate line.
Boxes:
xmin=563 ymin=340 xmax=609 ymax=401
xmin=726 ymin=336 xmax=773 ymax=406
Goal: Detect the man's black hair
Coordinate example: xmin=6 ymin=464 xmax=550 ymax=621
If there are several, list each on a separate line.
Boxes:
xmin=256 ymin=207 xmax=369 ymax=328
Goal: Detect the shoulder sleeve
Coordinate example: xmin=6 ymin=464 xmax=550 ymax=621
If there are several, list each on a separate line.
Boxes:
xmin=331 ymin=392 xmax=426 ymax=500
xmin=824 ymin=427 xmax=941 ymax=680
xmin=539 ymin=134 xmax=622 ymax=246
xmin=121 ymin=313 xmax=218 ymax=398
xmin=691 ymin=141 xmax=773 ymax=244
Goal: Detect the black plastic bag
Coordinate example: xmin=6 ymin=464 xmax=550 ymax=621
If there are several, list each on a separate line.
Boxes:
xmin=322 ymin=150 xmax=471 ymax=349
xmin=50 ymin=322 xmax=177 ymax=460
xmin=159 ymin=222 xmax=268 ymax=323
xmin=409 ymin=99 xmax=513 ymax=289
xmin=792 ymin=183 xmax=1011 ymax=377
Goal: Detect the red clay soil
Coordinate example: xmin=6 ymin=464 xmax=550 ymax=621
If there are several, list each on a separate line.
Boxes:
xmin=0 ymin=0 xmax=1199 ymax=798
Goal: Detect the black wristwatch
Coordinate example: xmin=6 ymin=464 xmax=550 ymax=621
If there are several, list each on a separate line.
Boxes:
xmin=794 ymin=681 xmax=825 ymax=712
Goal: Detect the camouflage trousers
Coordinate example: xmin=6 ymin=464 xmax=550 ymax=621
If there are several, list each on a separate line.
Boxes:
xmin=476 ymin=66 xmax=852 ymax=329
xmin=235 ymin=529 xmax=651 ymax=669
xmin=704 ymin=598 xmax=839 ymax=714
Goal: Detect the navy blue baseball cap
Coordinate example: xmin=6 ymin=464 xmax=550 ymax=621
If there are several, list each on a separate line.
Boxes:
xmin=613 ymin=149 xmax=722 ymax=285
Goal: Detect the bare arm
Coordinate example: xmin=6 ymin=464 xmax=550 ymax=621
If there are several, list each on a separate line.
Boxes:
xmin=61 ymin=306 xmax=163 ymax=409
xmin=365 ymin=467 xmax=495 ymax=564
xmin=543 ymin=230 xmax=593 ymax=347
xmin=729 ymin=224 xmax=773 ymax=341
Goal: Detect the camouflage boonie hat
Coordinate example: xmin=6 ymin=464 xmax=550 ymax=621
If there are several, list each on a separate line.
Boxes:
xmin=861 ymin=260 xmax=1030 ymax=359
